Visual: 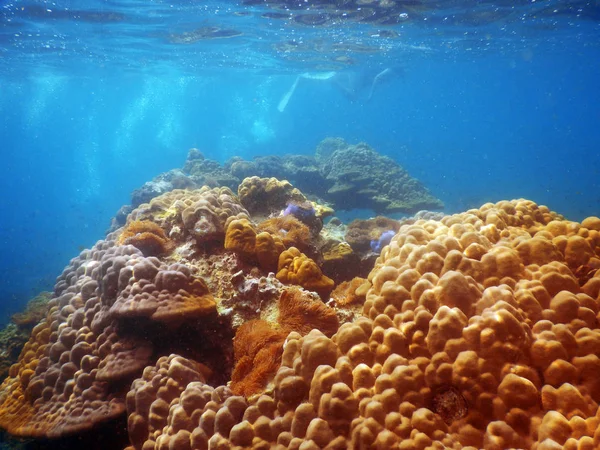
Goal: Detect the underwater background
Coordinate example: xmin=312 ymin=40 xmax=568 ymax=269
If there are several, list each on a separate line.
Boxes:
xmin=1 ymin=2 xmax=600 ymax=449
xmin=1 ymin=1 xmax=599 ymax=323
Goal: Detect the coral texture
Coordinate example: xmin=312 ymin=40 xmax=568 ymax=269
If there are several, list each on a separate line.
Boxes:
xmin=276 ymin=247 xmax=335 ymax=299
xmin=0 ymin=238 xmax=219 ymax=438
xmin=0 ymin=292 xmax=52 ymax=381
xmin=117 ymin=220 xmax=173 ymax=257
xmin=129 ymin=186 xmax=249 ymax=245
xmin=111 ymin=139 xmax=442 ymax=228
xmin=123 ymin=200 xmax=600 ymax=450
xmin=238 ymin=176 xmax=307 ymax=217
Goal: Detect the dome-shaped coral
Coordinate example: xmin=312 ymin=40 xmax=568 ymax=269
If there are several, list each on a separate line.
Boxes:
xmin=276 ymin=247 xmax=334 ymax=299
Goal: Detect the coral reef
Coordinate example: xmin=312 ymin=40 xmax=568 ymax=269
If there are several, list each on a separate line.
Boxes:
xmin=0 ymin=181 xmax=343 ymax=444
xmin=182 ymin=148 xmax=239 ymax=190
xmin=318 ymin=138 xmax=444 ymax=213
xmin=131 ymin=169 xmax=196 ymax=209
xmin=9 ymin=156 xmax=598 ymax=450
xmin=10 ymin=291 xmax=52 ymax=328
xmin=120 ymin=200 xmax=600 ymax=450
xmin=110 ymin=139 xmax=442 ymax=229
xmin=0 ymin=292 xmax=51 ymax=381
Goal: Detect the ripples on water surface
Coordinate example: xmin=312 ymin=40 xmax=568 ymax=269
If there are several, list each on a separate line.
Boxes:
xmin=1 ymin=0 xmax=599 ymax=74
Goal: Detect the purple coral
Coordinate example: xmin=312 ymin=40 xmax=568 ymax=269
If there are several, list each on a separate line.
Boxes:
xmin=370 ymin=229 xmax=396 ymax=253
xmin=283 ymin=201 xmax=315 ymax=222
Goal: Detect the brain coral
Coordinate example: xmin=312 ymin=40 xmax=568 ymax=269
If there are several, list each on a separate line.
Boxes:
xmin=123 ymin=200 xmax=600 ymax=450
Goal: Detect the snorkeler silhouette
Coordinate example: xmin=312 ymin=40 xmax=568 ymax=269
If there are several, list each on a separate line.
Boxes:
xmin=277 ymin=66 xmax=402 ymax=112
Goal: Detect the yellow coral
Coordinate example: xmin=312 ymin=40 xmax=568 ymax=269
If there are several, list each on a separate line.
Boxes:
xmin=276 ymin=247 xmax=334 ymax=298
xmin=123 ymin=199 xmax=600 ymax=450
xmin=224 ymin=218 xmax=257 ymax=258
xmin=255 ymin=231 xmax=285 ymax=272
xmin=118 ymin=220 xmax=172 ymax=256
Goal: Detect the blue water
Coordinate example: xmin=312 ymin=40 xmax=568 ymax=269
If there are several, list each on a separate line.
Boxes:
xmin=1 ymin=0 xmax=599 ymax=323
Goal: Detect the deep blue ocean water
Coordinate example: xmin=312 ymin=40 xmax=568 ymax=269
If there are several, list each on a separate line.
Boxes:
xmin=0 ymin=0 xmax=599 ymax=324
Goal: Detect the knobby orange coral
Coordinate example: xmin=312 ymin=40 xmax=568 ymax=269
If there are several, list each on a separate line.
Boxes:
xmin=255 ymin=231 xmax=285 ymax=272
xmin=122 ymin=200 xmax=600 ymax=450
xmin=224 ymin=217 xmax=257 ymax=258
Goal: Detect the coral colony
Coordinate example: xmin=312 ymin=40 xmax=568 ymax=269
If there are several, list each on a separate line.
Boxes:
xmin=1 ymin=139 xmax=600 ymax=450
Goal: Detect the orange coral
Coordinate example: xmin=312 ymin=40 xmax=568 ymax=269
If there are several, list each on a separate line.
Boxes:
xmin=230 ymin=288 xmax=339 ymax=398
xmin=230 ymin=320 xmax=287 ymax=397
xmin=224 ymin=217 xmax=257 ymax=258
xmin=257 ymin=215 xmax=312 ymax=253
xmin=0 ymin=311 xmax=56 ymax=436
xmin=331 ymin=277 xmax=370 ymax=306
xmin=278 ymin=287 xmax=339 ymax=337
xmin=123 ymin=199 xmax=600 ymax=450
xmin=118 ymin=220 xmax=172 ymax=256
xmin=255 ymin=231 xmax=285 ymax=272
xmin=276 ymin=247 xmax=334 ymax=298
